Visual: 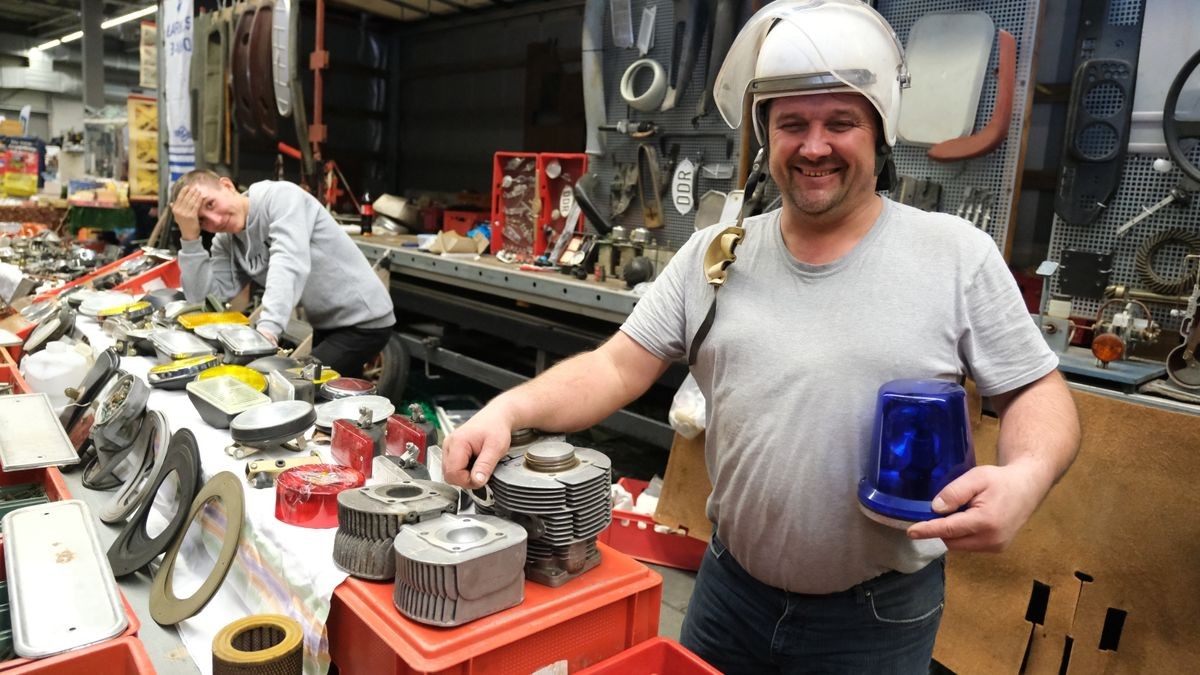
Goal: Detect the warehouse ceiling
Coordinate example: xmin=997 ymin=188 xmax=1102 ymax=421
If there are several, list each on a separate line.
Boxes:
xmin=0 ymin=0 xmax=574 ymax=47
xmin=0 ymin=1 xmax=148 ymax=44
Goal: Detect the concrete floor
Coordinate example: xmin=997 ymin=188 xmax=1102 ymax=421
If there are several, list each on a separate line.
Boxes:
xmin=645 ymin=563 xmax=696 ymax=641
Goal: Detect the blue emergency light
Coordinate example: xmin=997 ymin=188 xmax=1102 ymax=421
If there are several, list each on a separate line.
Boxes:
xmin=857 ymin=379 xmax=975 ymax=529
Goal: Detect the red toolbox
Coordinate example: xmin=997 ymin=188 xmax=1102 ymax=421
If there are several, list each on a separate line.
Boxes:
xmin=576 ymin=637 xmax=721 ymax=674
xmin=599 ymin=478 xmax=708 ymax=572
xmin=328 ymin=541 xmax=661 ymax=674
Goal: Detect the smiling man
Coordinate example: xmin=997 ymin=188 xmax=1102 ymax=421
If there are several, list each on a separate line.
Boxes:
xmin=169 ymin=171 xmax=394 ymax=377
xmin=441 ymin=1 xmax=1078 ymax=673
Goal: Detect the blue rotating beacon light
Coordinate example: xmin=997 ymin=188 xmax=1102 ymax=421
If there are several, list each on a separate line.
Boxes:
xmin=857 ymin=379 xmax=975 ymax=529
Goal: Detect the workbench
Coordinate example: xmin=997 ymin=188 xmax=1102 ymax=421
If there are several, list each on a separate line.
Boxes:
xmin=353 ymin=235 xmax=684 ymax=450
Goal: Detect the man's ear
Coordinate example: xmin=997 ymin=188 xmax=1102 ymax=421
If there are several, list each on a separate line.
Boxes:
xmin=218 ymin=176 xmax=237 ymax=192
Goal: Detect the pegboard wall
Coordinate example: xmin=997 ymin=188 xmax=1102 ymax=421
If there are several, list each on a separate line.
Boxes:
xmin=594 ymin=0 xmax=742 ymax=251
xmin=879 ymin=0 xmax=1040 ymax=253
xmin=588 ymin=0 xmax=1041 ymax=257
xmin=1046 ymin=0 xmax=1200 ymax=337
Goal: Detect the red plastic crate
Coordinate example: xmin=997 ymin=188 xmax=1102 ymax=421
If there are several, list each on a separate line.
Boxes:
xmin=442 ymin=210 xmax=487 ymax=236
xmin=576 ymin=637 xmax=721 ymax=674
xmin=0 ymin=466 xmax=70 ymax=504
xmin=535 ymin=153 xmax=588 ymax=256
xmin=0 ymin=541 xmax=141 ymax=672
xmin=328 ymin=541 xmax=662 ymax=674
xmin=490 ymin=152 xmax=540 ymax=259
xmin=5 ymin=637 xmax=153 ymax=674
xmin=0 ymin=367 xmax=29 ymax=396
xmin=598 ymin=479 xmax=707 ymax=572
xmin=112 ymin=258 xmax=180 ymax=295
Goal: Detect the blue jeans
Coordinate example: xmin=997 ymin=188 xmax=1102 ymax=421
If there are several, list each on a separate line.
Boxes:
xmin=680 ymin=535 xmax=944 ymax=674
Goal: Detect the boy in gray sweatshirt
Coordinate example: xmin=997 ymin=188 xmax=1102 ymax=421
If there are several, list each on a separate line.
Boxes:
xmin=170 ymin=170 xmax=394 ymax=377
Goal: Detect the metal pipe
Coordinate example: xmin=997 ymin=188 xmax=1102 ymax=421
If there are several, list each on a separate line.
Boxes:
xmin=1105 ymin=285 xmax=1191 ymax=306
xmin=311 ymin=0 xmax=328 ymax=162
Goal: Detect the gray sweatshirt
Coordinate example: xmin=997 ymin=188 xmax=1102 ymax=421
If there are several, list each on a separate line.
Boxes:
xmin=178 ymin=181 xmax=394 ymax=338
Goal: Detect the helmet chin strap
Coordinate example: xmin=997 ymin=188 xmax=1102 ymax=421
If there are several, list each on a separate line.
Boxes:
xmin=874 ymin=143 xmax=896 ymax=192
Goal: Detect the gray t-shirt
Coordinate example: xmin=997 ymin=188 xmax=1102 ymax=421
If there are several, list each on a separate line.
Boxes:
xmin=620 ymin=198 xmax=1057 ymax=593
xmin=179 ymin=181 xmax=394 ymax=337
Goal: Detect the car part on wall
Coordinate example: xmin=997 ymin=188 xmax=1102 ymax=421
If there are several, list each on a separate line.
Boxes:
xmin=271 ymin=0 xmax=292 ymax=118
xmin=928 ymin=30 xmax=1016 ymax=162
xmin=637 ymin=143 xmax=664 ymax=229
xmin=1133 ymin=228 xmax=1200 ymax=296
xmin=661 ymin=0 xmax=709 ymax=112
xmin=1091 ymin=299 xmax=1161 ymax=366
xmin=249 ymin=1 xmax=278 ymax=137
xmin=151 ymin=472 xmax=246 ymax=626
xmin=1163 ymin=47 xmax=1200 ymax=184
xmin=1053 ymin=1 xmax=1145 ymax=226
xmin=619 ymin=58 xmax=667 ymax=112
xmin=1167 ymin=256 xmax=1200 ymax=389
xmin=212 ymin=614 xmax=303 ymax=675
xmin=0 ymin=394 xmax=79 ymax=471
xmin=3 ymin=500 xmax=128 ymax=658
xmin=694 ymin=0 xmax=740 ymax=123
xmin=107 ymin=429 xmax=203 ymax=577
xmin=232 ymin=2 xmax=257 ymax=138
xmin=332 ymin=480 xmax=458 ymax=580
xmin=392 ymin=513 xmax=527 ymax=626
xmin=582 ymin=0 xmax=607 ymax=155
xmin=274 ymin=464 xmax=364 ymax=528
xmin=479 ymin=439 xmax=612 ymax=587
xmin=898 ymin=12 xmax=995 ymax=147
xmin=1058 ymin=249 xmax=1114 ymax=300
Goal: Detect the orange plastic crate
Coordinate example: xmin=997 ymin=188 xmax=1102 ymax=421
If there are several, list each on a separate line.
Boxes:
xmin=576 ymin=637 xmax=721 ymax=674
xmin=4 ymin=637 xmax=153 ymax=674
xmin=329 ymin=541 xmax=662 ymax=674
xmin=112 ymin=259 xmax=180 ymax=295
xmin=598 ymin=479 xmax=707 ymax=572
xmin=0 ymin=541 xmax=141 ymax=672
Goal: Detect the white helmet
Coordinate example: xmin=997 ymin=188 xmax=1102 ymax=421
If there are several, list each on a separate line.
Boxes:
xmin=713 ymin=0 xmax=909 ymax=146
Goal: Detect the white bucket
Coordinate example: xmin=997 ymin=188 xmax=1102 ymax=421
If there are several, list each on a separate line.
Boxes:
xmin=21 ymin=340 xmax=89 ymax=415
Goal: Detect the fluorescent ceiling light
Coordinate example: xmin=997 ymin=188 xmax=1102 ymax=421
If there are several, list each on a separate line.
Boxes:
xmin=30 ymin=4 xmax=156 ymax=51
xmin=101 ymin=6 xmax=157 ymax=30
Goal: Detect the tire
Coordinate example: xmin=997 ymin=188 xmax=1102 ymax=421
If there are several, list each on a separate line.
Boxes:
xmin=369 ymin=333 xmax=410 ymax=405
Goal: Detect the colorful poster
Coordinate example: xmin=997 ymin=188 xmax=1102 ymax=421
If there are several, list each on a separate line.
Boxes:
xmin=163 ymin=0 xmax=194 ymax=182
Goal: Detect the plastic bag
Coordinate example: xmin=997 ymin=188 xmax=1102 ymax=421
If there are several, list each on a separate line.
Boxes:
xmin=668 ymin=373 xmax=707 ymax=439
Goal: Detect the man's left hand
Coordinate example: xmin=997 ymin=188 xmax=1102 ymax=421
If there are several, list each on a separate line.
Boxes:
xmin=905 ymin=460 xmax=1048 ymax=552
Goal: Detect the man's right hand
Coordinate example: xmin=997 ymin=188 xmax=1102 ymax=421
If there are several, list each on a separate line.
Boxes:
xmin=442 ymin=405 xmax=516 ymax=489
xmin=170 ymin=185 xmax=203 ymax=241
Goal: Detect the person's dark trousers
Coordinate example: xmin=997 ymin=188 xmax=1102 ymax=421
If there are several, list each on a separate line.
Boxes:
xmin=680 ymin=533 xmax=944 ymax=674
xmin=311 ymin=325 xmax=394 ymax=378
